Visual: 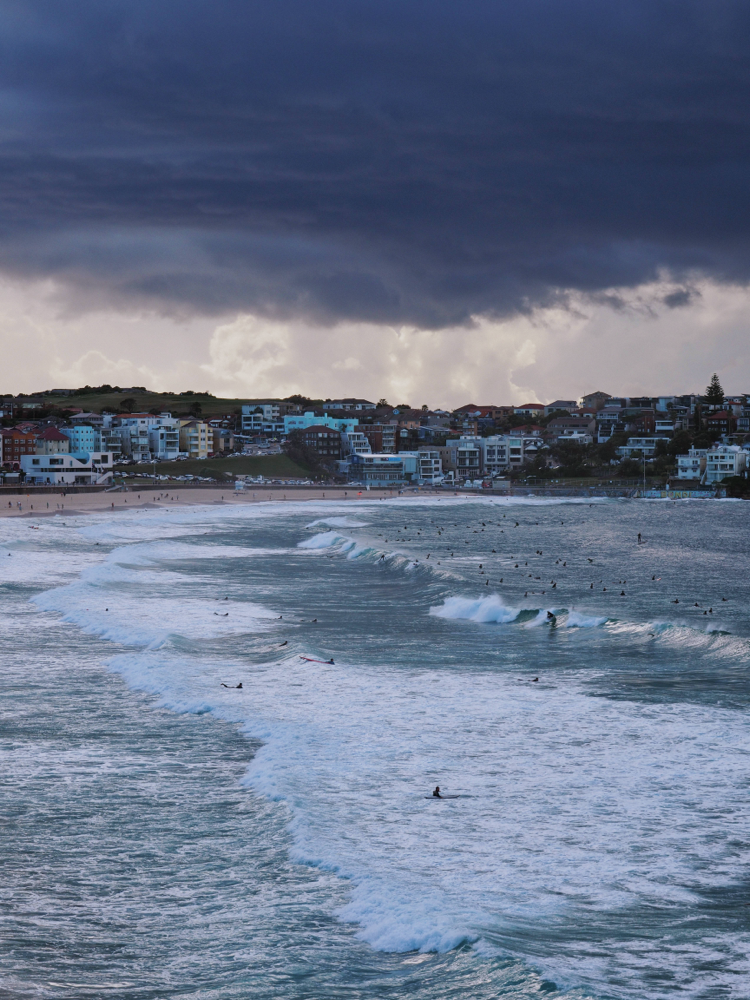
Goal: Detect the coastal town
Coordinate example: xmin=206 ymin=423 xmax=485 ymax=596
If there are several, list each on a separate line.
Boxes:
xmin=0 ymin=376 xmax=747 ymax=493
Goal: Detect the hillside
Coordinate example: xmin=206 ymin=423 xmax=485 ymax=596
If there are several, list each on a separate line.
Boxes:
xmin=33 ymin=390 xmax=324 ymax=419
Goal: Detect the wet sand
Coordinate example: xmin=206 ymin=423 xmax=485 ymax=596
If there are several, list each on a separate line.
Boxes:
xmin=0 ymin=486 xmax=405 ymax=518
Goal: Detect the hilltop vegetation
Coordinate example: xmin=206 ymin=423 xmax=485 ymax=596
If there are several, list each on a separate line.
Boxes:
xmin=34 ymin=389 xmax=273 ymax=418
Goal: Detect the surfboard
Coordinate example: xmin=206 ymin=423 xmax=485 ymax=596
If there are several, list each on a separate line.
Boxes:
xmin=424 ymin=795 xmax=461 ymax=799
xmin=299 ymin=656 xmax=335 ymax=664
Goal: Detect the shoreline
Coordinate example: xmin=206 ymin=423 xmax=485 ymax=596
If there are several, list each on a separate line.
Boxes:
xmin=0 ymin=486 xmax=401 ymax=518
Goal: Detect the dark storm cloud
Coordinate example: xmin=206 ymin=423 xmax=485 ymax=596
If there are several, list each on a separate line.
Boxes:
xmin=1 ymin=0 xmax=750 ymax=325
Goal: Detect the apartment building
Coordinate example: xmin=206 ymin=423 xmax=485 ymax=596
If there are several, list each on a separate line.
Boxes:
xmin=283 ymin=412 xmax=359 ymax=434
xmin=342 ymin=430 xmax=372 ymax=456
xmin=481 ymin=436 xmax=509 ymax=475
xmin=415 ymin=449 xmax=444 ymax=484
xmin=149 ymin=422 xmax=182 ymax=459
xmin=299 ymin=426 xmax=342 ymax=459
xmin=212 ymin=428 xmax=235 ymax=453
xmin=703 ymin=446 xmax=747 ymax=484
xmin=327 ymin=398 xmax=376 ymax=411
xmin=36 ymin=427 xmax=71 ymax=455
xmin=676 ymin=448 xmax=707 ymax=480
xmin=547 ymin=416 xmax=596 ymax=442
xmin=454 ymin=437 xmax=482 ymax=478
xmin=616 ymin=437 xmax=671 ymax=458
xmin=62 ymin=424 xmax=99 ymax=453
xmin=349 ymin=453 xmax=408 ymax=486
xmin=1 ymin=428 xmax=37 ymax=468
xmin=362 ymin=423 xmax=397 ymax=453
xmin=179 ymin=420 xmax=211 ymax=459
xmin=241 ymin=404 xmax=285 ymax=436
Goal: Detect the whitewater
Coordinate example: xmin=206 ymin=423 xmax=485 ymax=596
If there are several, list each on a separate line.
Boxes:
xmin=2 ymin=496 xmax=749 ymax=1000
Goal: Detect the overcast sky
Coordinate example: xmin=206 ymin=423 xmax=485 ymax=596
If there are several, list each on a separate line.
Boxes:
xmin=2 ymin=1 xmax=750 ymax=404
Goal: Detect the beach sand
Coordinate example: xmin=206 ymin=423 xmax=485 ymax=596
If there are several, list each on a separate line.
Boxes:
xmin=0 ymin=486 xmax=403 ymax=518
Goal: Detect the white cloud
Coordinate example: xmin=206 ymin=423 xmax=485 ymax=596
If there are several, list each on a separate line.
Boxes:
xmin=1 ymin=274 xmax=749 ymax=405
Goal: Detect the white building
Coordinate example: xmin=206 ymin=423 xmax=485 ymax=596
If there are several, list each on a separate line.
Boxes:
xmin=21 ymin=452 xmax=114 ymax=485
xmin=328 ymin=399 xmax=376 ymax=411
xmin=115 ymin=424 xmax=151 ymax=460
xmin=676 ymin=448 xmax=707 ymax=480
xmin=557 ymin=429 xmax=593 ymax=445
xmin=478 ymin=433 xmax=544 ymax=474
xmin=111 ymin=413 xmax=179 ymax=461
xmin=241 ymin=404 xmax=285 ymax=436
xmin=703 ymin=446 xmax=747 ymax=484
xmin=481 ymin=436 xmax=509 ymax=474
xmin=341 ymin=430 xmax=372 ymax=456
xmin=415 ymin=449 xmax=443 ymax=484
xmin=616 ymin=436 xmax=671 ymax=459
xmin=350 ymin=453 xmax=408 ymax=485
xmin=149 ymin=420 xmax=181 ymax=459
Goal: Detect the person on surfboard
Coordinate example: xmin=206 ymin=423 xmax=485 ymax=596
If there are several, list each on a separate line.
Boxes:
xmin=433 ymin=786 xmax=442 ymax=798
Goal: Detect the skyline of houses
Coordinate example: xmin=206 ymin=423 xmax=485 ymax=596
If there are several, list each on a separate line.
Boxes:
xmin=1 ymin=387 xmax=749 ymax=488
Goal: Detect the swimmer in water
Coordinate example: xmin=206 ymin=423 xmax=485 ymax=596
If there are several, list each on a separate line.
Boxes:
xmin=433 ymin=786 xmax=442 ymax=798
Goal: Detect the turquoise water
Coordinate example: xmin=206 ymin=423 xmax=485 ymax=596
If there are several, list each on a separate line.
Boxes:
xmin=1 ymin=497 xmax=749 ymax=999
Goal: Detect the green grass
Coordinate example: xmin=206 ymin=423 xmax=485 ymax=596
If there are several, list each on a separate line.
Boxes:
xmin=114 ymin=454 xmax=312 ymax=480
xmin=35 ymin=391 xmax=322 ymax=419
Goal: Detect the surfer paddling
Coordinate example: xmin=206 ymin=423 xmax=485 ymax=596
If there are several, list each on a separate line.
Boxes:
xmin=432 ymin=786 xmax=442 ymax=798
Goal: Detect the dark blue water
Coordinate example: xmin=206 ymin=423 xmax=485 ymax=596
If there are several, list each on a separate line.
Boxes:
xmin=1 ymin=497 xmax=749 ymax=999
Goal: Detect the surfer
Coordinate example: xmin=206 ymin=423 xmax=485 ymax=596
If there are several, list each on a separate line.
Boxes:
xmin=433 ymin=786 xmax=442 ymax=798
xmin=220 ymin=682 xmax=243 ymax=689
xmin=638 ymin=532 xmax=642 ymax=543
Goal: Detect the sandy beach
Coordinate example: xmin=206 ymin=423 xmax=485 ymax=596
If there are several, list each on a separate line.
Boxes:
xmin=0 ymin=486 xmax=404 ymax=517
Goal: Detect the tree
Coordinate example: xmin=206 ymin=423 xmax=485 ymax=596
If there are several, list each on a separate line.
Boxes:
xmin=617 ymin=458 xmax=642 ymax=478
xmin=188 ymin=401 xmax=203 ymax=417
xmin=120 ymin=397 xmax=136 ymax=413
xmin=705 ymin=373 xmax=724 ymax=406
xmin=668 ymin=429 xmax=692 ymax=458
xmin=377 ymin=398 xmax=390 ymax=407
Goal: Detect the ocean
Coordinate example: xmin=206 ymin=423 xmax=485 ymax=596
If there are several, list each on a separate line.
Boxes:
xmin=1 ymin=496 xmax=749 ymax=1000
